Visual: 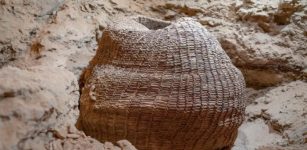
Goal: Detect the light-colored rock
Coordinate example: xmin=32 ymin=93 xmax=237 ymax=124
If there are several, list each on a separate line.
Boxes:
xmin=0 ymin=66 xmax=79 ymax=150
xmin=233 ymin=119 xmax=284 ymax=150
xmin=234 ymin=81 xmax=307 ymax=149
xmin=246 ymin=81 xmax=307 ymax=145
xmin=117 ymin=140 xmax=137 ymax=150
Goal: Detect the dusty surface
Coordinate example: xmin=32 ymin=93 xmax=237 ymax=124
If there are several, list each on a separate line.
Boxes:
xmin=0 ymin=0 xmax=306 ymax=150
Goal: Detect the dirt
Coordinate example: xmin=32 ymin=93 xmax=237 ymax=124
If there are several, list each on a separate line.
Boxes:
xmin=0 ymin=0 xmax=306 ymax=150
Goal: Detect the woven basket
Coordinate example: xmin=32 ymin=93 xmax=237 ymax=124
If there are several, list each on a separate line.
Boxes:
xmin=78 ymin=16 xmax=246 ymax=150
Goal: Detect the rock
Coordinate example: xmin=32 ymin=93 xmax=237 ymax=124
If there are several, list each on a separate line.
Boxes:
xmin=0 ymin=43 xmax=16 ymax=68
xmin=199 ymin=17 xmax=224 ymax=27
xmin=274 ymin=0 xmax=303 ymax=25
xmin=233 ymin=119 xmax=284 ymax=150
xmin=258 ymin=22 xmax=272 ymax=33
xmin=50 ymin=140 xmax=64 ymax=150
xmin=168 ymin=3 xmax=201 ymax=16
xmin=240 ymin=69 xmax=285 ymax=88
xmin=49 ymin=135 xmax=104 ymax=150
xmin=0 ymin=66 xmax=79 ymax=149
xmin=155 ymin=1 xmax=203 ymax=17
xmin=0 ymin=0 xmax=6 ymax=5
xmin=218 ymin=29 xmax=306 ymax=88
xmin=237 ymin=10 xmax=271 ymax=23
xmin=245 ymin=81 xmax=307 ymax=146
xmin=67 ymin=124 xmax=79 ymax=134
xmin=53 ymin=127 xmax=67 ymax=140
xmin=66 ymin=134 xmax=80 ymax=139
xmin=116 ymin=140 xmax=137 ymax=150
xmin=104 ymin=142 xmax=121 ymax=150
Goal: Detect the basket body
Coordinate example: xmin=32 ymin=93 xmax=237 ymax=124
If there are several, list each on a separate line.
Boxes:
xmin=78 ymin=16 xmax=246 ymax=150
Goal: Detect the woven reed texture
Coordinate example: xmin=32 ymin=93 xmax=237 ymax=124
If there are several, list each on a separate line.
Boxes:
xmin=78 ymin=16 xmax=246 ymax=150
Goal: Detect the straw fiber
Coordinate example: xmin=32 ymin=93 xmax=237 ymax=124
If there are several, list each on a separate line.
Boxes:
xmin=78 ymin=16 xmax=246 ymax=150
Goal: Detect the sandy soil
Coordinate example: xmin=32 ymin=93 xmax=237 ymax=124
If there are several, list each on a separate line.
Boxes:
xmin=0 ymin=0 xmax=306 ymax=149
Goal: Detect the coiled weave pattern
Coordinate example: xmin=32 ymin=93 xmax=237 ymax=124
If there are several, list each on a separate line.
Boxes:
xmin=78 ymin=16 xmax=246 ymax=150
